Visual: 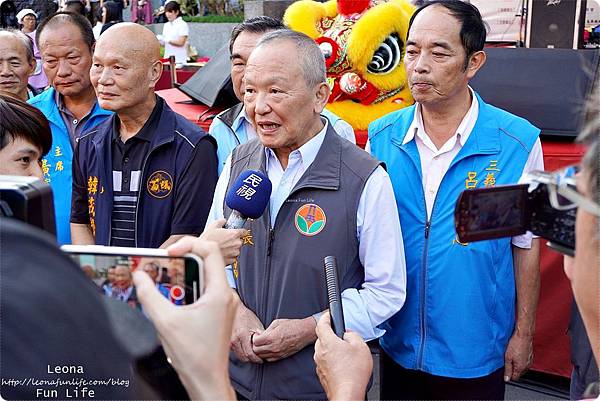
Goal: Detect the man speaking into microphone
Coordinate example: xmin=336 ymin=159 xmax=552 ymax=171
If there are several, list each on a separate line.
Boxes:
xmin=207 ymin=29 xmax=407 ymax=400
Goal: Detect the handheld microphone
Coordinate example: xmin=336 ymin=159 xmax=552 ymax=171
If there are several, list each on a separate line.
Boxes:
xmin=224 ymin=170 xmax=272 ymax=229
xmin=323 ymin=256 xmax=345 ymax=338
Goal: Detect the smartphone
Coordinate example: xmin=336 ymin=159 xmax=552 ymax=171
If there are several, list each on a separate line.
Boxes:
xmin=61 ymin=245 xmax=203 ymax=309
xmin=455 ymin=184 xmax=529 ymax=243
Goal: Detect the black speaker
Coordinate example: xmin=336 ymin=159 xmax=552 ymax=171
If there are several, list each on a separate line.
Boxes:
xmin=470 ymin=48 xmax=600 ymax=138
xmin=526 ymin=0 xmax=587 ymax=49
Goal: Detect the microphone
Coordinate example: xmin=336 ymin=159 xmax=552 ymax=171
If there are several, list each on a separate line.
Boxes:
xmin=323 ymin=256 xmax=345 ymax=338
xmin=224 ymin=170 xmax=272 ymax=229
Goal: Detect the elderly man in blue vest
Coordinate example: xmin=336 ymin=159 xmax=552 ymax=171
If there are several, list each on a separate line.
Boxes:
xmin=368 ymin=1 xmax=543 ymax=400
xmin=29 ymin=12 xmax=113 ymax=245
xmin=207 ymin=29 xmax=406 ymax=400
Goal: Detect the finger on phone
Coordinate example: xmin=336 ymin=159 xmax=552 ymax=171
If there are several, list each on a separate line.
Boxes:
xmin=133 ymin=270 xmax=172 ymax=322
xmin=166 ymin=235 xmax=196 ymax=257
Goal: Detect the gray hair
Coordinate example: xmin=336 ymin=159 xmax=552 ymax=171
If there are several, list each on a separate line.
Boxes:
xmin=255 ymin=29 xmax=326 ymax=88
xmin=0 ymin=29 xmax=35 ymax=62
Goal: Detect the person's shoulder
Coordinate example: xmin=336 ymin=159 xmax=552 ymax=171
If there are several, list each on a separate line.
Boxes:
xmin=477 ymin=95 xmax=540 ymax=149
xmin=167 ymin=104 xmax=214 ymax=148
xmin=77 ymin=116 xmax=114 ymax=148
xmin=28 ymin=87 xmax=55 ymax=108
xmin=368 ymin=106 xmax=415 ymax=138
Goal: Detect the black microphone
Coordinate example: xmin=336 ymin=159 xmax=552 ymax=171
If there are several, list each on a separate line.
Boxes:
xmin=323 ymin=256 xmax=345 ymax=338
xmin=224 ymin=170 xmax=272 ymax=229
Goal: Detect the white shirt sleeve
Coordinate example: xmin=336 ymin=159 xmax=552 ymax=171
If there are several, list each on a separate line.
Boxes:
xmin=177 ymin=19 xmax=189 ymax=37
xmin=206 ymin=154 xmax=231 ymax=225
xmin=512 ymin=138 xmax=545 ymax=249
xmin=332 ymin=118 xmax=356 ymax=145
xmin=340 ymin=166 xmax=407 ymax=341
xmin=206 ymin=154 xmax=236 ymax=288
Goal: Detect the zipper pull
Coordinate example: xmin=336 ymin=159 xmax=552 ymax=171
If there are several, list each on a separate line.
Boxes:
xmin=425 ymin=221 xmax=431 ymax=239
xmin=267 ymin=230 xmax=275 ymax=256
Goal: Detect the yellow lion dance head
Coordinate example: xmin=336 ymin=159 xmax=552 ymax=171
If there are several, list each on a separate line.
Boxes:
xmin=284 ymin=0 xmax=416 ymax=132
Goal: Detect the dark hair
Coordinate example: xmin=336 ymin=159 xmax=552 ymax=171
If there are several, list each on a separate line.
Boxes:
xmin=228 ymin=16 xmax=284 ymax=55
xmin=164 ymin=1 xmax=180 ymax=14
xmin=36 ymin=11 xmax=94 ymax=51
xmin=408 ymin=0 xmax=486 ymax=69
xmin=103 ymin=1 xmax=121 ymax=23
xmin=0 ymin=92 xmax=52 ymax=157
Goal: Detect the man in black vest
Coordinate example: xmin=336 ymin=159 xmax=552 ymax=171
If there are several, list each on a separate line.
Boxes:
xmin=207 ymin=29 xmax=407 ymax=400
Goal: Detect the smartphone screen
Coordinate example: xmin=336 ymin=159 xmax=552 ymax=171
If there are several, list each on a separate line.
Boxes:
xmin=64 ymin=250 xmax=202 ymax=309
xmin=455 ymin=185 xmax=528 ymax=242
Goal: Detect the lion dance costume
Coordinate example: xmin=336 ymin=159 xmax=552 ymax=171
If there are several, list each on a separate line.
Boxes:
xmin=284 ymin=0 xmax=416 ymax=144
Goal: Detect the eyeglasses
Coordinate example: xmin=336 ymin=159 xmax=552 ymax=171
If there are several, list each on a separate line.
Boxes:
xmin=525 ymin=165 xmax=600 ymax=217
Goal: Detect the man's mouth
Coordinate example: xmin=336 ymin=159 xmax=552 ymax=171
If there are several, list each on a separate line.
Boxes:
xmin=257 ymin=122 xmax=280 ymax=131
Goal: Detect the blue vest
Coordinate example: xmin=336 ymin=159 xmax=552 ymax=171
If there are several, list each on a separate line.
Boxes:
xmin=368 ymin=92 xmax=540 ymax=378
xmin=29 ymin=88 xmax=112 ymax=245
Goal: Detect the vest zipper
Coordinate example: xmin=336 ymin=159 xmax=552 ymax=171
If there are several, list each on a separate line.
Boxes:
xmin=418 ymin=219 xmax=431 ymax=369
xmin=417 ymin=185 xmax=442 ymax=369
xmin=256 ymin=227 xmax=274 ymax=399
xmin=133 ymin=146 xmax=155 ymax=247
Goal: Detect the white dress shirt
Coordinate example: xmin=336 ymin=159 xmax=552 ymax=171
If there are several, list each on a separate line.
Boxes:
xmin=208 ymin=120 xmax=406 ymax=341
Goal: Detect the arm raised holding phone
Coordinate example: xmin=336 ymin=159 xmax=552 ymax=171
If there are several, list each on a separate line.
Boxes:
xmin=133 ymin=237 xmax=237 ymax=401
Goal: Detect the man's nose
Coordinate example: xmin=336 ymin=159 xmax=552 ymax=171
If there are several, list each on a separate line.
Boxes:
xmin=0 ymin=61 xmax=14 ymax=76
xmin=253 ymin=92 xmax=271 ymax=115
xmin=31 ymin=162 xmax=44 ymax=180
xmin=413 ymin=53 xmax=430 ymax=74
xmin=56 ymin=58 xmax=72 ymax=77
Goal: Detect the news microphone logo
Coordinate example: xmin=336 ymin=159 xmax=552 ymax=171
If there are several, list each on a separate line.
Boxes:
xmin=225 ymin=170 xmax=272 ymax=229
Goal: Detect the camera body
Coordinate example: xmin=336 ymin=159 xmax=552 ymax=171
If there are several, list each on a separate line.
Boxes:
xmin=455 ymin=182 xmax=576 ymax=255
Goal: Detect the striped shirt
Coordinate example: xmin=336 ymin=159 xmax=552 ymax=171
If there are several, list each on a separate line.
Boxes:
xmin=109 ymin=98 xmax=163 ymax=246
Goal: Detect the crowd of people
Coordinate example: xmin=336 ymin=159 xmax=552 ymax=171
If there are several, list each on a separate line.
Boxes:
xmin=0 ymin=0 xmax=599 ymax=400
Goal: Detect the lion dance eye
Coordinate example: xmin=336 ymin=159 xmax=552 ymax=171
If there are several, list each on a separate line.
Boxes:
xmin=367 ymin=33 xmax=402 ymax=74
xmin=319 ymin=41 xmax=334 ymax=59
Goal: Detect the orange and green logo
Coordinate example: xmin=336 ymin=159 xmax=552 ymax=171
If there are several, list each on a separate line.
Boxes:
xmin=295 ymin=203 xmax=326 ymax=236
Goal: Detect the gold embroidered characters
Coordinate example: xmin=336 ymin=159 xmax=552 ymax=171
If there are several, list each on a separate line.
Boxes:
xmin=147 ymin=171 xmax=174 ymax=198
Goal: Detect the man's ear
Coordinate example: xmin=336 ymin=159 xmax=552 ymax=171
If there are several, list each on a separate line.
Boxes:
xmin=28 ymin=58 xmax=37 ymax=77
xmin=149 ymin=60 xmax=163 ymax=87
xmin=466 ymin=50 xmax=486 ymax=79
xmin=314 ymin=82 xmax=330 ymax=113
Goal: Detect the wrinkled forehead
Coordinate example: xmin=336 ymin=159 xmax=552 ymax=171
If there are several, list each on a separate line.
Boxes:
xmin=246 ymin=41 xmax=300 ymax=79
xmin=0 ymin=34 xmax=29 ymax=57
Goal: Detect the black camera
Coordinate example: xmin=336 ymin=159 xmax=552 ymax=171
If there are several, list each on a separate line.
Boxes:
xmin=0 ymin=176 xmax=56 ymax=236
xmin=454 ymin=170 xmax=577 ymax=256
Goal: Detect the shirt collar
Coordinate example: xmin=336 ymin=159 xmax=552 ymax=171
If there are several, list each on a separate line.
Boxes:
xmin=112 ymin=95 xmax=164 ymax=142
xmin=54 ymin=90 xmax=72 ymax=117
xmin=231 ymin=106 xmax=251 ymax=132
xmin=264 ymin=118 xmax=328 ymax=171
xmin=403 ymin=86 xmax=479 ymax=147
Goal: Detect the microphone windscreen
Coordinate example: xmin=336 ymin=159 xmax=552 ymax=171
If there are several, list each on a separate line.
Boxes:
xmin=225 ymin=170 xmax=272 ymax=219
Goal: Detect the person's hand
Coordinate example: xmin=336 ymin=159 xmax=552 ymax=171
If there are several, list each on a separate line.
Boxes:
xmin=504 ymin=331 xmax=533 ymax=382
xmin=133 ymin=239 xmax=236 ymax=401
xmin=563 ymin=255 xmax=574 ymax=281
xmin=252 ymin=317 xmax=317 ymax=362
xmin=199 ymin=219 xmax=247 ymax=265
xmin=314 ymin=312 xmax=372 ymax=401
xmin=231 ymin=302 xmax=265 ymax=364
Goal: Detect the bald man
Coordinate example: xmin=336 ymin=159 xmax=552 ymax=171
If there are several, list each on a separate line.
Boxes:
xmin=70 ymin=23 xmax=218 ymax=249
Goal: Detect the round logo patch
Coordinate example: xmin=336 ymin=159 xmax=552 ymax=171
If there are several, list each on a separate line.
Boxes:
xmin=147 ymin=171 xmax=173 ymax=199
xmin=295 ymin=204 xmax=326 ymax=236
